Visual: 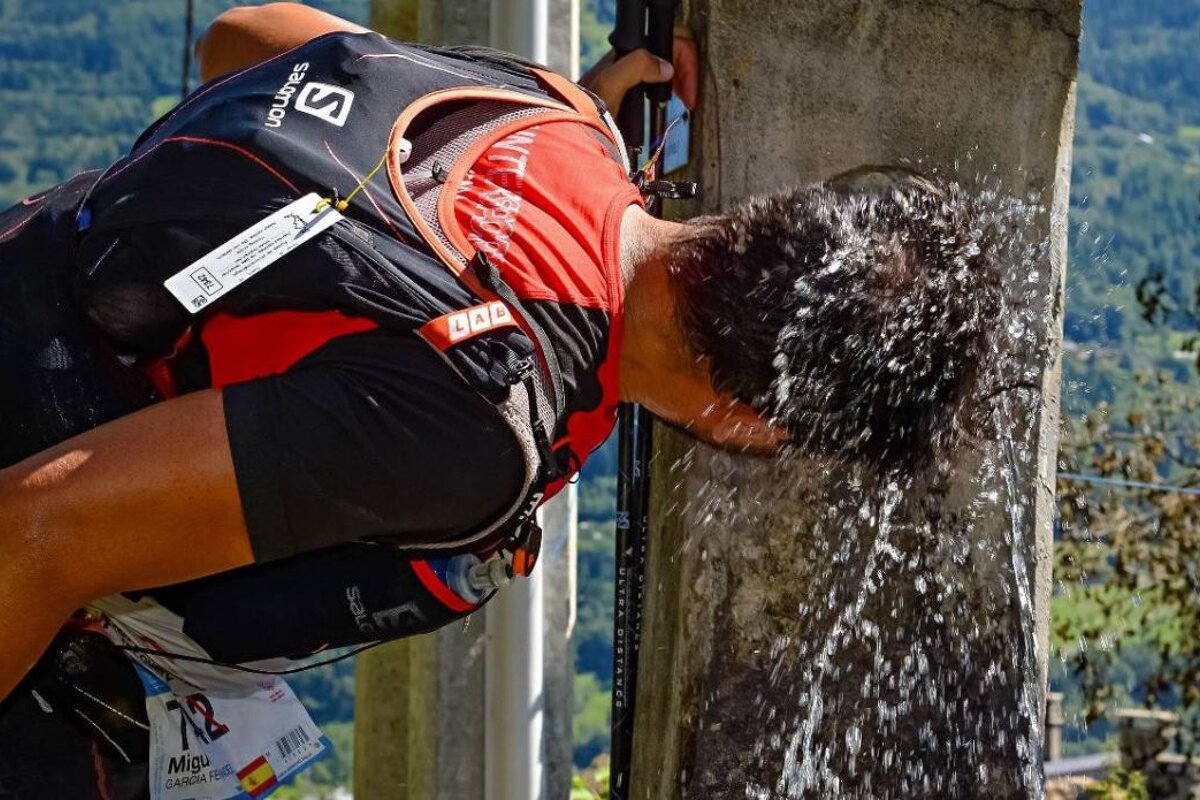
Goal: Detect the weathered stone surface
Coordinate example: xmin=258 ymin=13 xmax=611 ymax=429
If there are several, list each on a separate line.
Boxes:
xmin=631 ymin=1 xmax=1080 ymax=798
xmin=547 ymin=0 xmax=580 ymax=77
xmin=541 ymin=486 xmax=579 ymax=800
xmin=421 ymin=0 xmax=491 ymax=45
xmin=355 ymin=627 xmax=487 ymax=799
xmin=368 ymin=0 xmax=418 ymax=41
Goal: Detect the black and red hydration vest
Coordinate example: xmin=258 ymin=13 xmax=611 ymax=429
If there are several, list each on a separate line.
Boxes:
xmin=76 ymin=34 xmax=630 ymax=554
xmin=66 ymin=33 xmax=634 ymax=657
xmin=0 ymin=35 xmax=641 ymax=786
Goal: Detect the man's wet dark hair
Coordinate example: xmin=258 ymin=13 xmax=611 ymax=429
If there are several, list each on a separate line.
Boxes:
xmin=670 ymin=170 xmax=1002 ymax=465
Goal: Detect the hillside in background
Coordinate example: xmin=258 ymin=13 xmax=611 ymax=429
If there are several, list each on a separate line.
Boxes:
xmin=1064 ymin=0 xmax=1200 ymax=414
xmin=0 ymin=0 xmax=1197 ymax=786
xmin=0 ymin=3 xmax=372 ymax=795
xmin=0 ymin=0 xmax=368 ymax=203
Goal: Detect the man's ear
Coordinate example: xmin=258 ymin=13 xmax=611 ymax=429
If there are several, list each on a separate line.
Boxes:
xmin=707 ymin=399 xmax=790 ymax=454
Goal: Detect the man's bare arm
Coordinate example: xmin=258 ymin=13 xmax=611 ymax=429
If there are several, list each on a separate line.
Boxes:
xmin=197 ymin=2 xmax=367 ymax=82
xmin=0 ymin=390 xmax=252 ymax=700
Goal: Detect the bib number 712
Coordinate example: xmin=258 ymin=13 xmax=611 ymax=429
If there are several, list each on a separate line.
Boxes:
xmin=164 ymin=693 xmax=231 ymax=751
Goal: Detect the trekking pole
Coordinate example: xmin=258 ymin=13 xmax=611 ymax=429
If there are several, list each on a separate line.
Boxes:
xmin=608 ymin=3 xmax=648 ymax=797
xmin=609 ymin=0 xmax=648 ymax=153
xmin=646 ymin=0 xmax=676 ymax=123
xmin=610 ymin=403 xmax=646 ymax=800
xmin=610 ymin=2 xmax=678 ymax=798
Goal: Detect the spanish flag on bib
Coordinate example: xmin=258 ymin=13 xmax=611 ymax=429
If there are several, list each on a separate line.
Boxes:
xmin=237 ymin=755 xmax=278 ymax=798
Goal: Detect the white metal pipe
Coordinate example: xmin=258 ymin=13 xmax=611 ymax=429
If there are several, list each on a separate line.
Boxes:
xmin=485 ymin=520 xmax=546 ymax=800
xmin=484 ymin=6 xmax=550 ymax=797
xmin=567 ymin=0 xmax=580 ymax=79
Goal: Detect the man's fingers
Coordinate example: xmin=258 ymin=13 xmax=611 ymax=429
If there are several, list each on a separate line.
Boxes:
xmin=577 ymin=49 xmax=615 ymax=89
xmin=592 ymin=48 xmax=674 ymax=111
xmin=580 ymin=31 xmax=699 ymax=113
xmin=622 ymin=48 xmax=676 ymax=85
xmin=672 ymin=36 xmax=699 ymax=109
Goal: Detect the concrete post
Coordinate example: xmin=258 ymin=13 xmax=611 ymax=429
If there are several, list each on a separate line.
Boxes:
xmin=355 ymin=6 xmax=501 ymax=799
xmin=354 ymin=624 xmax=487 ymax=799
xmin=367 ymin=0 xmax=419 ymax=41
xmin=1045 ymin=692 xmax=1064 ymax=763
xmin=418 ymin=0 xmax=492 ymax=45
xmin=356 ymin=4 xmax=578 ymax=799
xmin=546 ymin=0 xmax=580 ymax=78
xmin=631 ymin=2 xmax=1080 ymax=798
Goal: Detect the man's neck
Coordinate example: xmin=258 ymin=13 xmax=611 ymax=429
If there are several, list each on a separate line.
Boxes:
xmin=615 ymin=207 xmax=791 ymax=452
xmin=618 ymin=205 xmax=675 ymax=288
xmin=618 ymin=206 xmax=693 ymax=404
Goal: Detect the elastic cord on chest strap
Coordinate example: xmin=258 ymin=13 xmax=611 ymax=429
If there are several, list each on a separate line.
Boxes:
xmin=491 ymin=359 xmax=562 ymax=580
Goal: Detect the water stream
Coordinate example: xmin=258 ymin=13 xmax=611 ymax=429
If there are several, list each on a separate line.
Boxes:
xmin=653 ymin=173 xmax=1061 ymax=799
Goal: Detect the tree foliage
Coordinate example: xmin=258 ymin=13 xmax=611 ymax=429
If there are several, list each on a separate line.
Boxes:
xmin=0 ymin=0 xmax=368 ymax=207
xmin=1050 ymin=1 xmax=1200 ymax=760
xmin=1061 ymin=0 xmax=1200 ymax=418
xmin=1055 ymin=375 xmax=1200 ymax=751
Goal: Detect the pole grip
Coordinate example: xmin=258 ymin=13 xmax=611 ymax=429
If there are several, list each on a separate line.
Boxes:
xmin=609 ymin=0 xmax=648 ymax=56
xmin=646 ymin=0 xmax=676 ymax=106
xmin=609 ymin=0 xmax=647 ymax=151
xmin=617 ymin=88 xmax=646 ymax=152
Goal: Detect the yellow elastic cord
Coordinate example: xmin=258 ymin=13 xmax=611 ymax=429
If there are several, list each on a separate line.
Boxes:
xmin=638 ymin=111 xmax=689 ymax=184
xmin=315 ymin=147 xmax=392 ymax=213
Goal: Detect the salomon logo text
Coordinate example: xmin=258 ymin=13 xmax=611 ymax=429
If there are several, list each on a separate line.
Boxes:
xmin=265 ymin=63 xmax=310 ymax=129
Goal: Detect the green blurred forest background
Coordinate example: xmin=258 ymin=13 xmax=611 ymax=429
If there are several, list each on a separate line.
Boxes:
xmin=0 ymin=0 xmax=1197 ymax=794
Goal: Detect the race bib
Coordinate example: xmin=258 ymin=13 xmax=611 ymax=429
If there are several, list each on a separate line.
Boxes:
xmin=94 ymin=595 xmax=330 ymax=800
xmin=137 ymin=666 xmax=327 ymax=800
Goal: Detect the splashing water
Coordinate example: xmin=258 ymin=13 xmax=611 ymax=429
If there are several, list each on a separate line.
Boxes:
xmin=645 ymin=167 xmax=1059 ymax=799
xmin=773 ymin=481 xmax=905 ymax=797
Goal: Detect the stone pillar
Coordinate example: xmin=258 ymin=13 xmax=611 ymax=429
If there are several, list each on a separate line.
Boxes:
xmin=632 ymin=2 xmax=1080 ymax=798
xmin=370 ymin=0 xmax=574 ymax=68
xmin=356 ymin=4 xmax=578 ymax=799
xmin=418 ymin=0 xmax=492 ymax=45
xmin=546 ymin=0 xmax=580 ymax=78
xmin=356 ymin=5 xmax=499 ymax=799
xmin=369 ymin=0 xmax=494 ymax=45
xmin=367 ymin=0 xmax=419 ymax=41
xmin=536 ymin=109 xmax=578 ymax=790
xmin=1045 ymin=692 xmax=1064 ymax=762
xmin=354 ymin=626 xmax=487 ymax=799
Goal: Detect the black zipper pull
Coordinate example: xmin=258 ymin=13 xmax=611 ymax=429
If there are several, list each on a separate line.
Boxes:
xmin=504 ymin=356 xmax=535 ymax=385
xmin=644 ymin=179 xmax=698 ymax=200
xmin=471 ymin=251 xmax=499 ymax=289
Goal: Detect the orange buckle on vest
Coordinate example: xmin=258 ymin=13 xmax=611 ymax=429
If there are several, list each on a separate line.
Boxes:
xmin=508 ymin=519 xmax=543 ymax=578
xmin=511 ymin=547 xmax=535 ymax=578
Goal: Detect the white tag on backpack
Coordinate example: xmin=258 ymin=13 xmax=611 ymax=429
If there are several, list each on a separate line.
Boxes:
xmin=163 ymin=193 xmax=342 ymax=314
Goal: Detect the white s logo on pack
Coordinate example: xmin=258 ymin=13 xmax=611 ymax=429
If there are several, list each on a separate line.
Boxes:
xmin=294 ymin=82 xmax=355 ymax=127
